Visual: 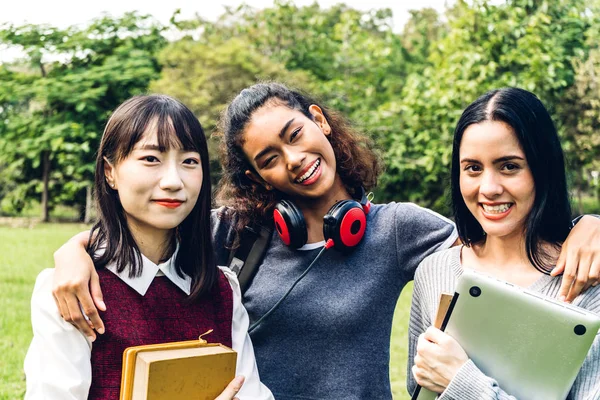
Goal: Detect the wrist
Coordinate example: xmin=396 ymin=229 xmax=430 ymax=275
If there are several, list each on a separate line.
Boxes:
xmin=571 ymin=214 xmax=600 ymax=230
xmin=71 ymin=230 xmax=92 ymax=247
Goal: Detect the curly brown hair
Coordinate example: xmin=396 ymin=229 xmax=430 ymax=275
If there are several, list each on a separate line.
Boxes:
xmin=215 ymin=82 xmax=383 ymax=238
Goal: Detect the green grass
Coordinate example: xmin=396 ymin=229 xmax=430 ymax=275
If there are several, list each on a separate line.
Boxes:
xmin=0 ymin=223 xmax=413 ymax=400
xmin=0 ymin=223 xmax=89 ymax=400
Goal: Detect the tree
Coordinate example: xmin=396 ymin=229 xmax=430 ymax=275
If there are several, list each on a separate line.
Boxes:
xmin=157 ymin=1 xmax=411 ymax=185
xmin=557 ymin=3 xmax=600 ymax=212
xmin=0 ymin=13 xmax=166 ymax=221
xmin=151 ymin=35 xmax=312 ymax=185
xmin=374 ymin=0 xmax=593 ymax=211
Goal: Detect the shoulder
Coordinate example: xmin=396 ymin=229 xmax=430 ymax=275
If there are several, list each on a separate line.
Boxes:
xmin=373 ymin=202 xmax=455 ymax=229
xmin=29 ymin=269 xmax=90 ymax=341
xmin=414 ymin=246 xmax=460 ymax=282
xmin=571 ymin=283 xmax=600 ymax=315
xmin=217 ymin=266 xmax=241 ymax=297
xmin=31 ymin=269 xmax=55 ymax=302
xmin=211 ymin=207 xmax=239 ymax=261
xmin=211 ymin=206 xmax=237 ymax=228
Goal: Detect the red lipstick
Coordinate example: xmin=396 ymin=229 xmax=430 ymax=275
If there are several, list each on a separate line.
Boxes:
xmin=154 ymin=199 xmax=184 ymax=209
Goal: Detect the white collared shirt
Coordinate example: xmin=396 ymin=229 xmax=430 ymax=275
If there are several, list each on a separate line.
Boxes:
xmin=24 ymin=251 xmax=274 ymax=400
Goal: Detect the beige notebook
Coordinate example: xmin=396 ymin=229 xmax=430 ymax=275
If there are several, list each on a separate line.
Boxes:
xmin=411 ymin=293 xmax=454 ymax=400
xmin=120 ymin=331 xmax=237 ymax=400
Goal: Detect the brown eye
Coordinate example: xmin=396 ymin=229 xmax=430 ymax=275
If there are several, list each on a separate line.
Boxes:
xmin=263 ymin=156 xmax=276 ymax=168
xmin=503 ymin=163 xmax=520 ymax=171
xmin=183 ymin=158 xmax=199 ymax=165
xmin=290 ymin=127 xmax=302 ymax=141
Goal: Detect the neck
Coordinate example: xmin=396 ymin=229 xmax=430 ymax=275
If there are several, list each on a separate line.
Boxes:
xmin=466 ymin=231 xmax=543 ymax=286
xmin=127 ymin=218 xmax=174 ymax=265
xmin=294 ymin=175 xmax=352 ymax=243
xmin=478 ymin=235 xmax=528 ymax=267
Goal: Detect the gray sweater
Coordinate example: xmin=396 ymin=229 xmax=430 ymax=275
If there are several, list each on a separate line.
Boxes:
xmin=212 ymin=203 xmax=458 ymax=400
xmin=407 ymin=246 xmax=600 ymax=400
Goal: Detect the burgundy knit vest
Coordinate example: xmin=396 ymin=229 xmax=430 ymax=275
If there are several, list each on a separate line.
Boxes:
xmin=88 ymin=268 xmax=233 ymax=399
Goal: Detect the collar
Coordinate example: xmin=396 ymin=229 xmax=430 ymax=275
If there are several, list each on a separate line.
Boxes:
xmin=105 ymin=243 xmax=191 ymax=296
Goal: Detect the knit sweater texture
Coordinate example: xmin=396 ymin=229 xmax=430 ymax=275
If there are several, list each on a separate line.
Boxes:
xmin=88 ymin=268 xmax=233 ymax=399
xmin=407 ymin=246 xmax=600 ymax=400
xmin=212 ymin=202 xmax=458 ymax=400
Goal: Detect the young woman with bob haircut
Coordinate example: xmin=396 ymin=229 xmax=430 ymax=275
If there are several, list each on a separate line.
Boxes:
xmin=408 ymin=88 xmax=600 ymax=399
xmin=24 ymin=95 xmax=273 ymax=400
xmin=51 ymin=84 xmax=600 ymax=399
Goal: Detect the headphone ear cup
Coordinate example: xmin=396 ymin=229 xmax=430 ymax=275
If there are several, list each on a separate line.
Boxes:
xmin=323 ymin=200 xmax=367 ymax=252
xmin=274 ymin=200 xmax=308 ymax=249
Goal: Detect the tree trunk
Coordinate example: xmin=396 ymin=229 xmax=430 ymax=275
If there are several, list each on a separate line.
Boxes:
xmin=84 ymin=184 xmax=93 ymax=224
xmin=41 ymin=151 xmax=51 ymax=222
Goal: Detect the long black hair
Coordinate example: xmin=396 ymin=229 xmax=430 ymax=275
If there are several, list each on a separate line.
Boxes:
xmin=451 ymin=87 xmax=572 ymax=273
xmin=88 ymin=94 xmax=218 ymax=300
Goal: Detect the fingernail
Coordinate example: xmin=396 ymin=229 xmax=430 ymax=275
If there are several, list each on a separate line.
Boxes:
xmin=97 ymin=327 xmax=105 ymax=334
xmin=559 ymin=295 xmax=566 ymax=302
xmin=87 ymin=336 xmax=96 ymax=342
xmin=593 ymin=282 xmax=598 ymax=287
xmin=99 ymin=301 xmax=106 ymax=310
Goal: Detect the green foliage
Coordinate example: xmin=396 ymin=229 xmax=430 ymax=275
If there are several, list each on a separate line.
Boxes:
xmin=0 ymin=13 xmax=166 ymax=217
xmin=1 ymin=0 xmax=599 ymax=216
xmin=375 ymin=0 xmax=594 ymax=211
xmin=154 ymin=1 xmax=411 ymax=185
xmin=0 ymin=224 xmax=91 ymax=399
xmin=151 ymin=36 xmax=311 ymax=133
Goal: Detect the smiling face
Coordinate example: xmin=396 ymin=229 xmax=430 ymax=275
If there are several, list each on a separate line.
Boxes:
xmin=459 ymin=120 xmax=535 ymax=240
xmin=104 ymin=126 xmax=203 ymax=237
xmin=241 ymin=103 xmax=341 ymax=201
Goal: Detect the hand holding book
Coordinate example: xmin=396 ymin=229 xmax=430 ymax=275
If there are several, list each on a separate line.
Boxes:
xmin=215 ymin=376 xmax=245 ymax=400
xmin=121 ymin=331 xmax=239 ymax=400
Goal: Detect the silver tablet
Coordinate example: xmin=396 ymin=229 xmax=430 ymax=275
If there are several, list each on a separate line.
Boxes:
xmin=442 ymin=269 xmax=600 ymax=400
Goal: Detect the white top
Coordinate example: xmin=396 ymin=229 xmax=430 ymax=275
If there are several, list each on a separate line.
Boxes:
xmin=24 ymin=250 xmax=274 ymax=400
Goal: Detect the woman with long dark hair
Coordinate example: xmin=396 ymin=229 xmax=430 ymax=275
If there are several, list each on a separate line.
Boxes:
xmin=24 ymin=95 xmax=273 ymax=400
xmin=408 ymin=88 xmax=600 ymax=398
xmin=51 ymin=84 xmax=600 ymax=399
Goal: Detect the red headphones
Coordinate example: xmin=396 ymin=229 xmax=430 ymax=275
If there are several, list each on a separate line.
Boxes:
xmin=272 ymin=188 xmax=371 ymax=252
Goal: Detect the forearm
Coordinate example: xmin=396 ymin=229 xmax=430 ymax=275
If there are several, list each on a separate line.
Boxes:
xmin=439 ymin=360 xmax=518 ymax=400
xmin=406 ymin=271 xmax=431 ymax=395
xmin=53 ymin=230 xmax=91 ymax=266
xmin=64 ymin=230 xmax=91 ymax=248
xmin=567 ymin=333 xmax=600 ymax=400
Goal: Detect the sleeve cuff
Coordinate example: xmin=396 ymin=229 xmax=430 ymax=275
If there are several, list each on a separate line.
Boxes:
xmin=439 ymin=360 xmax=497 ymax=400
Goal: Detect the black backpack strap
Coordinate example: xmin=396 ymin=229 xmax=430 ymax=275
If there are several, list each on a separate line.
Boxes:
xmin=227 ymin=224 xmax=273 ymax=294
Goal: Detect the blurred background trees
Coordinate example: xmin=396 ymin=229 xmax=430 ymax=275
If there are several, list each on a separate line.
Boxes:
xmin=1 ymin=0 xmax=599 ymax=220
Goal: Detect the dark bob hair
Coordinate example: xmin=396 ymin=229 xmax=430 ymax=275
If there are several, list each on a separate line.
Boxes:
xmin=451 ymin=87 xmax=572 ymax=273
xmin=88 ymin=94 xmax=218 ymax=300
xmin=216 ymin=82 xmax=382 ymax=236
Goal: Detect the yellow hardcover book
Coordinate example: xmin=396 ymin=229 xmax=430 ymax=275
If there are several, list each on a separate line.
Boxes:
xmin=120 ymin=331 xmax=237 ymax=400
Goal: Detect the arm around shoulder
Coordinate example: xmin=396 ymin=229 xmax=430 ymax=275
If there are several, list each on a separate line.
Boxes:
xmin=393 ymin=203 xmax=458 ymax=282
